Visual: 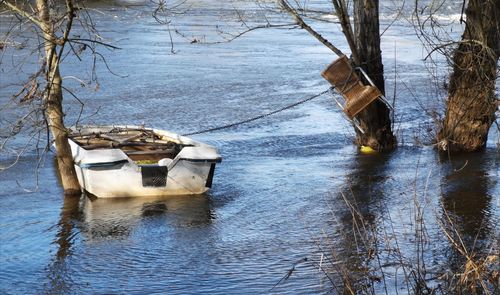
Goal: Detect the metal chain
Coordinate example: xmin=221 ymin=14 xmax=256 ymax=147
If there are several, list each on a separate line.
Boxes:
xmin=182 ymin=89 xmax=330 ymax=136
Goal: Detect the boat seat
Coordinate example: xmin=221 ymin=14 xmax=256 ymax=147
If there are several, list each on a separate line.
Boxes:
xmin=321 ymin=55 xmax=384 ymax=119
xmin=125 ymin=149 xmax=177 ymax=162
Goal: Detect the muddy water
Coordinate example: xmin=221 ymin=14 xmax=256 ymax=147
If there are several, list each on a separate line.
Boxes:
xmin=0 ymin=1 xmax=498 ymax=294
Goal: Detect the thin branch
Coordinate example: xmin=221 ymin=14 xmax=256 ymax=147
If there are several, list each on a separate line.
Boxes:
xmin=380 ymin=0 xmax=406 ymax=37
xmin=277 ymin=0 xmax=344 ymax=56
xmin=424 ymin=39 xmax=494 ymax=60
xmin=205 ymin=23 xmax=298 ymax=44
xmin=61 ymin=85 xmax=85 ymax=126
xmin=68 ymin=38 xmax=121 ymax=50
xmin=331 ymin=0 xmax=359 ymax=63
xmin=2 ymin=1 xmax=42 ymax=28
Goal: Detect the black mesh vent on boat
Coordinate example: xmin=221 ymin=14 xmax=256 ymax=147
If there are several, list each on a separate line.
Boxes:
xmin=141 ymin=165 xmax=167 ymax=187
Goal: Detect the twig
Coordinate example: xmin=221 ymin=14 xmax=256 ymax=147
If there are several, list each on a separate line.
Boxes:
xmin=277 ymin=0 xmax=343 ymax=56
xmin=2 ymin=1 xmax=43 ymax=27
xmin=270 ymin=257 xmax=309 ymax=290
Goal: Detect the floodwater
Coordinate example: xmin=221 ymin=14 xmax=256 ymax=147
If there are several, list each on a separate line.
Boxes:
xmin=0 ymin=1 xmax=498 ymax=294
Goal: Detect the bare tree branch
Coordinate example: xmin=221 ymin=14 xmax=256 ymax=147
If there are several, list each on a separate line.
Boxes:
xmin=206 ymin=23 xmax=298 ymax=44
xmin=2 ymin=0 xmax=42 ymax=27
xmin=277 ymin=0 xmax=343 ymax=56
xmin=331 ymin=0 xmax=359 ymax=63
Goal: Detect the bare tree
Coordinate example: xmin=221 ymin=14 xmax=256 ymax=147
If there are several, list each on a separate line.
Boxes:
xmin=436 ymin=0 xmax=499 ymax=152
xmin=151 ymin=0 xmax=396 ymax=150
xmin=277 ymin=0 xmax=396 ymax=150
xmin=2 ymin=0 xmax=81 ymax=194
xmin=351 ymin=0 xmax=396 ymax=150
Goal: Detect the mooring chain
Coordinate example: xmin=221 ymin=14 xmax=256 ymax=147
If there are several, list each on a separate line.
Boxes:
xmin=182 ymin=89 xmax=331 ymax=136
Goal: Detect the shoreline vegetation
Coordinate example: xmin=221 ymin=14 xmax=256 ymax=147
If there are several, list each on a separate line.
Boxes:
xmin=276 ymin=168 xmax=499 ymax=294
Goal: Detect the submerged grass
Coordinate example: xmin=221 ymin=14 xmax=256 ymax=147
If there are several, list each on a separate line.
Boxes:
xmin=275 ymin=169 xmax=499 ymax=294
xmin=437 ymin=208 xmax=499 ymax=294
xmin=312 ymin=192 xmax=498 ymax=294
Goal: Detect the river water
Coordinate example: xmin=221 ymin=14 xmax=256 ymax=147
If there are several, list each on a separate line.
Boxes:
xmin=0 ymin=1 xmax=498 ymax=294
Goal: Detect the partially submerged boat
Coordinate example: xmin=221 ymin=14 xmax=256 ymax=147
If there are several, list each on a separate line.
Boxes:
xmin=67 ymin=125 xmax=221 ymax=198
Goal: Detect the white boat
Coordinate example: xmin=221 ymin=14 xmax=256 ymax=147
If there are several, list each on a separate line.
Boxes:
xmin=67 ymin=125 xmax=221 ymax=198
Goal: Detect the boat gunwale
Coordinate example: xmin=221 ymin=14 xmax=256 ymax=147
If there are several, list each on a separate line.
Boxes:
xmin=68 ymin=125 xmax=222 ymax=169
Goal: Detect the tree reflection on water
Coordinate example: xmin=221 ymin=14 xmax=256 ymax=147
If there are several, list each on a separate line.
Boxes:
xmin=321 ymin=149 xmax=498 ymax=293
xmin=439 ymin=152 xmax=498 ymax=291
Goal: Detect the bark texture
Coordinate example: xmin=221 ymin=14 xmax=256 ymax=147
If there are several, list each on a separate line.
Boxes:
xmin=353 ymin=0 xmax=396 ymax=150
xmin=438 ymin=0 xmax=500 ymax=152
xmin=37 ymin=0 xmax=80 ymax=194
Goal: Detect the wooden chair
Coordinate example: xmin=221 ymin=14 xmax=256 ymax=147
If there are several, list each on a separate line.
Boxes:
xmin=321 ymin=55 xmax=392 ymax=132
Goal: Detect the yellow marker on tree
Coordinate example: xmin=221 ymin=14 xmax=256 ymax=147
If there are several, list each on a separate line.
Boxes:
xmin=360 ymin=145 xmax=376 ymax=154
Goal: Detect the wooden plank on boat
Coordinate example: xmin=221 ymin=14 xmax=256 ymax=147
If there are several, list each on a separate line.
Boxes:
xmin=125 ymin=150 xmax=176 ymax=155
xmin=83 ymin=142 xmax=176 ymax=150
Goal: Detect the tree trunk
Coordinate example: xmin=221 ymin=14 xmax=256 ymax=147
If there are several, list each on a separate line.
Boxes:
xmin=37 ymin=0 xmax=80 ymax=195
xmin=353 ymin=0 xmax=396 ymax=151
xmin=437 ymin=0 xmax=499 ymax=152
